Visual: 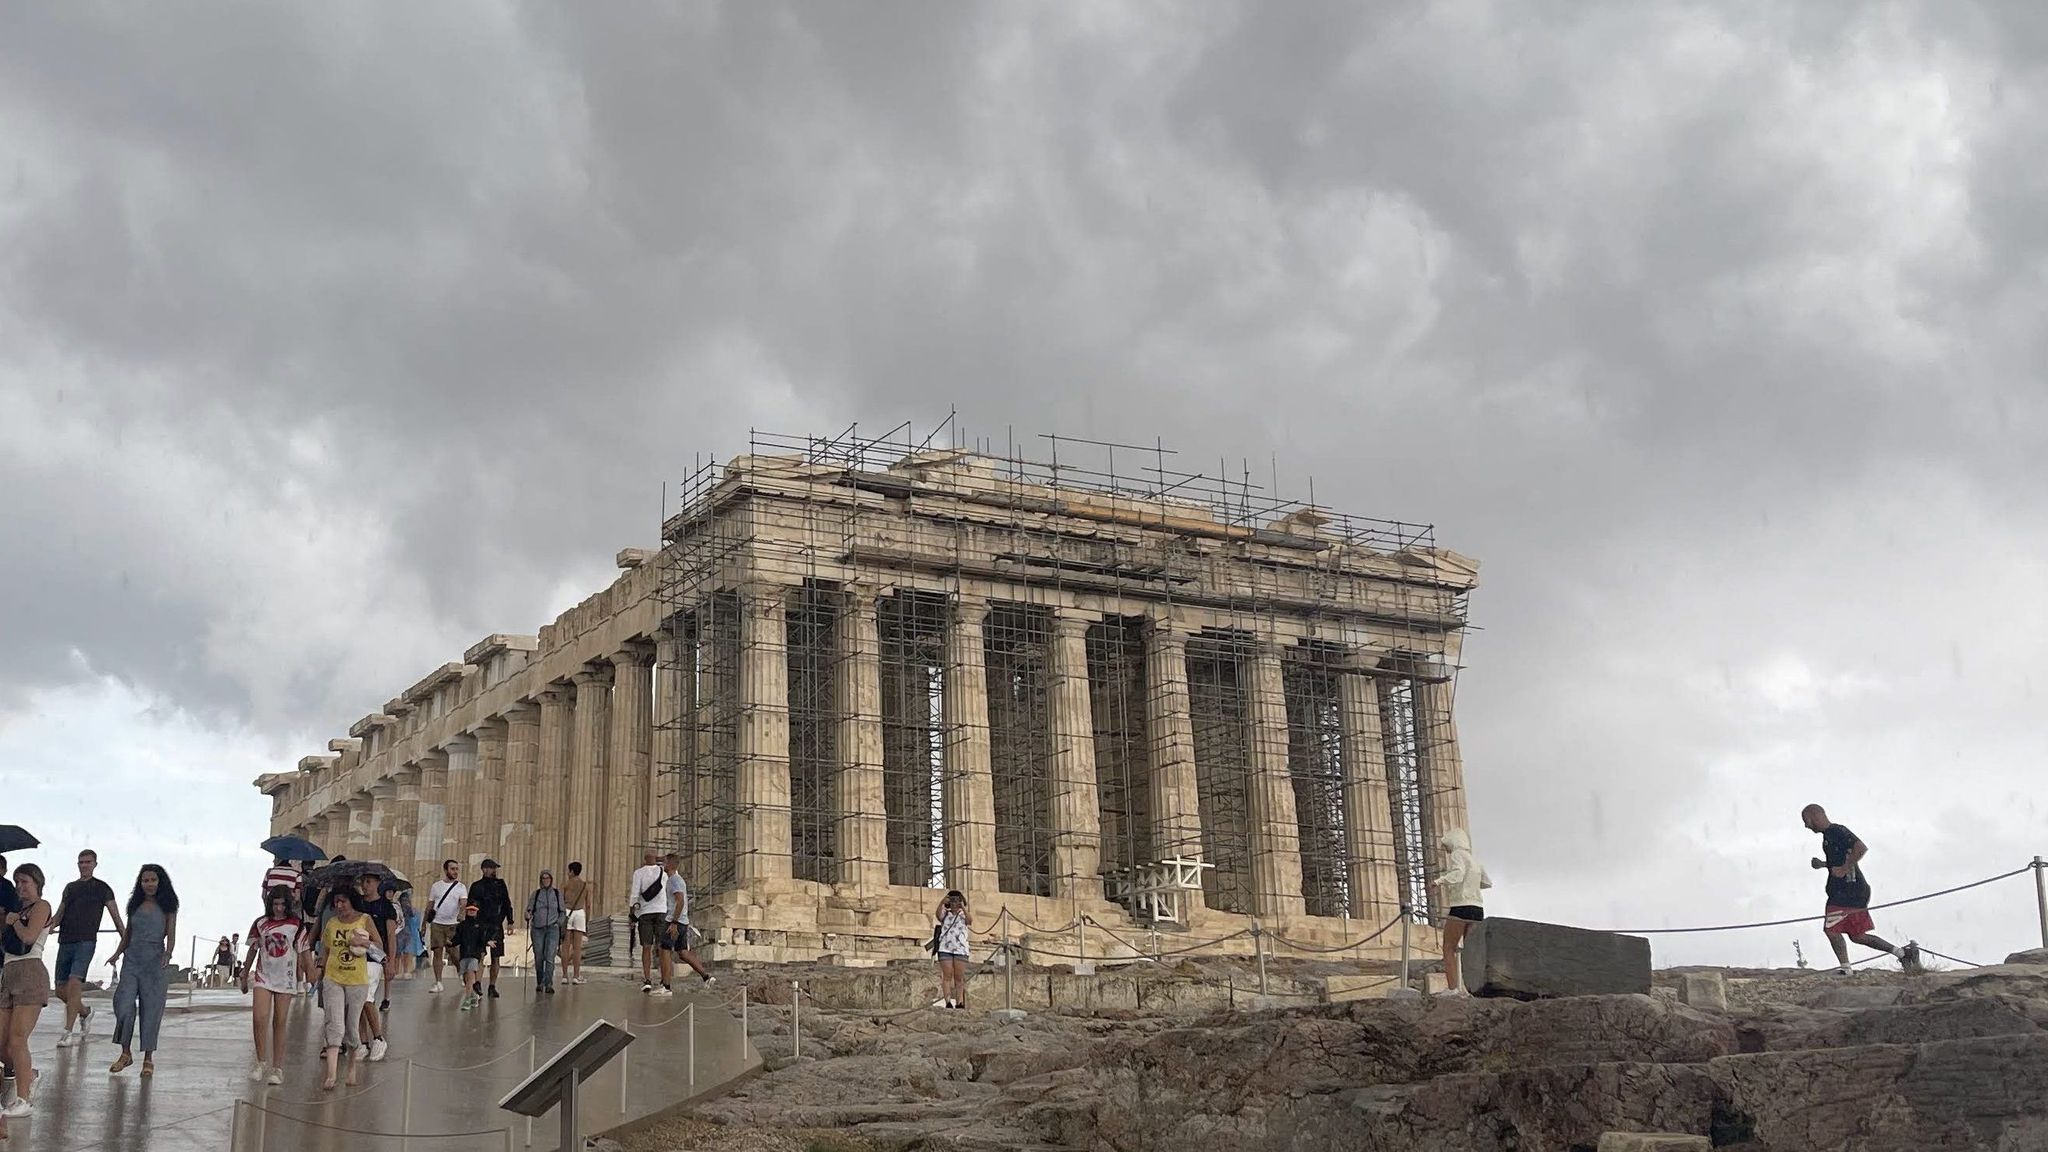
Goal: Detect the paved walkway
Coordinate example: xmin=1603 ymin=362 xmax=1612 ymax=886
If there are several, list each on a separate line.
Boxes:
xmin=3 ymin=973 xmax=756 ymax=1151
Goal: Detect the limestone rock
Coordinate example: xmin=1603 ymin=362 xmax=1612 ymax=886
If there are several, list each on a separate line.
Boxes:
xmin=1676 ymin=971 xmax=1727 ymax=1012
xmin=2005 ymin=947 xmax=2048 ymax=966
xmin=1597 ymin=1135 xmax=1710 ymax=1151
xmin=1461 ymin=917 xmax=1652 ymax=999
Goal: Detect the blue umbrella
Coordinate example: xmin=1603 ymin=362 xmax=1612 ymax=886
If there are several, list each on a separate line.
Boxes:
xmin=259 ymin=835 xmax=327 ymax=862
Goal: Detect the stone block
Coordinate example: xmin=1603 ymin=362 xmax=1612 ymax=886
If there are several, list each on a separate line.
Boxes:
xmin=2005 ymin=947 xmax=2048 ymax=966
xmin=1597 ymin=1135 xmax=1709 ymax=1152
xmin=1676 ymin=971 xmax=1727 ymax=1012
xmin=1461 ymin=918 xmax=1651 ymax=999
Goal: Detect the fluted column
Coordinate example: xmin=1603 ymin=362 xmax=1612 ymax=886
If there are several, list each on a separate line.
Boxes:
xmin=535 ymin=686 xmax=574 ymax=877
xmin=442 ymin=735 xmax=480 ymax=871
xmin=413 ymin=752 xmax=448 ymax=886
xmin=604 ymin=643 xmax=654 ymax=891
xmin=500 ymin=704 xmax=542 ymax=905
xmin=391 ymin=767 xmax=421 ymax=884
xmin=654 ymin=630 xmax=689 ymax=846
xmin=1247 ymin=640 xmax=1305 ymax=917
xmin=471 ymin=720 xmax=508 ymax=874
xmin=942 ymin=596 xmax=998 ymax=893
xmin=345 ymin=793 xmax=373 ymax=858
xmin=368 ymin=781 xmax=397 ymax=866
xmin=736 ymin=584 xmax=791 ymax=882
xmin=567 ymin=666 xmax=613 ymax=885
xmin=1145 ymin=620 xmax=1205 ymax=909
xmin=832 ymin=586 xmax=890 ymax=892
xmin=1413 ymin=677 xmax=1469 ymax=911
xmin=1048 ymin=610 xmax=1103 ymax=902
xmin=1338 ymin=671 xmax=1402 ymax=925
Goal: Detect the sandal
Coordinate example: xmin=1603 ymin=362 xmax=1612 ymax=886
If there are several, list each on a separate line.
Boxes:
xmin=109 ymin=1053 xmax=132 ymax=1074
xmin=140 ymin=1058 xmax=154 ymax=1078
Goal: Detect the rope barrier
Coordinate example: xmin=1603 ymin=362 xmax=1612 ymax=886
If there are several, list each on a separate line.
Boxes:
xmin=232 ymin=1100 xmax=514 ymax=1140
xmin=1920 ymin=946 xmax=1986 ymax=969
xmin=1601 ymin=864 xmax=2035 ymax=935
xmin=1266 ymin=915 xmax=1404 ymax=955
xmin=407 ymin=1037 xmax=535 ymax=1073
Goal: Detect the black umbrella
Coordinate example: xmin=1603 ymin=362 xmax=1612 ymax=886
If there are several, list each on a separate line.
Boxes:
xmin=304 ymin=859 xmax=396 ymax=888
xmin=0 ymin=826 xmax=38 ymax=854
xmin=259 ymin=835 xmax=328 ymax=862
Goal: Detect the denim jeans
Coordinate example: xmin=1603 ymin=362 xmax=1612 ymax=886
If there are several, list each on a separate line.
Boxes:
xmin=531 ymin=923 xmax=562 ymax=988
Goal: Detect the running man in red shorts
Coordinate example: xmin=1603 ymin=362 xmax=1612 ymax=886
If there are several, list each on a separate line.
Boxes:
xmin=1801 ymin=804 xmax=1921 ymax=976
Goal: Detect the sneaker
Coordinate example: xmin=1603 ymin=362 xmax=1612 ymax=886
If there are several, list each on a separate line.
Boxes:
xmin=1835 ymin=964 xmax=1853 ymax=976
xmin=356 ymin=1045 xmax=370 ymax=1064
xmin=574 ymin=976 xmax=587 ymax=985
xmin=653 ymin=986 xmax=674 ymax=998
xmin=368 ymin=1039 xmax=388 ymax=1063
xmin=266 ymin=1066 xmax=284 ymax=1086
xmin=249 ymin=1061 xmax=268 ymax=1081
xmin=1433 ymin=987 xmax=1468 ymax=998
xmin=545 ymin=985 xmax=556 ymax=995
xmin=3 ymin=1098 xmax=32 ymax=1118
xmin=430 ymin=981 xmax=444 ymax=994
xmin=460 ymin=994 xmax=478 ymax=1011
xmin=57 ymin=1031 xmax=77 ymax=1049
xmin=487 ymin=985 xmax=500 ymax=1000
xmin=701 ymin=975 xmax=716 ymax=985
xmin=1900 ymin=943 xmax=1924 ymax=974
xmin=932 ymin=998 xmax=950 ymax=1008
xmin=641 ymin=983 xmax=654 ymax=994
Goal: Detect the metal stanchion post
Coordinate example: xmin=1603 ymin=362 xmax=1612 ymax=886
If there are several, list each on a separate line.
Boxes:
xmin=687 ymin=1003 xmax=696 ymax=1088
xmin=1003 ymin=931 xmax=1014 ymax=1014
xmin=619 ymin=1022 xmax=631 ymax=1114
xmin=229 ymin=1100 xmax=243 ymax=1151
xmin=402 ymin=1058 xmax=415 ymax=1150
xmin=187 ymin=937 xmax=197 ymax=1008
xmin=1253 ymin=920 xmax=1268 ymax=997
xmin=524 ymin=1036 xmax=536 ymax=1147
xmin=1389 ymin=906 xmax=1418 ymax=999
xmin=792 ymin=981 xmax=802 ymax=1060
xmin=2035 ymin=857 xmax=2047 ymax=950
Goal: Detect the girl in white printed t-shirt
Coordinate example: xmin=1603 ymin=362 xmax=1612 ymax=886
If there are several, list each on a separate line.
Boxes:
xmin=241 ymin=885 xmax=309 ymax=1086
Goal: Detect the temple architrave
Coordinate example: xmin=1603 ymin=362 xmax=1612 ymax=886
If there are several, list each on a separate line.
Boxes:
xmin=259 ymin=429 xmax=1479 ymax=966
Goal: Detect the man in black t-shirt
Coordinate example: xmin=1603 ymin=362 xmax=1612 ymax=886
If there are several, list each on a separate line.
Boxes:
xmin=1801 ymin=805 xmax=1920 ymax=976
xmin=51 ymin=849 xmax=124 ymax=1046
xmin=467 ymin=859 xmax=514 ymax=1000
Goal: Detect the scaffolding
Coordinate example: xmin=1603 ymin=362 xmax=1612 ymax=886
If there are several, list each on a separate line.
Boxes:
xmin=654 ymin=420 xmax=1473 ymax=934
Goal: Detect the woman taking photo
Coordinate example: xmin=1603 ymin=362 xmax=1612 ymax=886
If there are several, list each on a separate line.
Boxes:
xmin=241 ymin=885 xmax=308 ymax=1085
xmin=0 ymin=863 xmax=53 ymax=1120
xmin=930 ymin=889 xmax=971 ymax=1010
xmin=318 ymin=887 xmax=375 ymax=1090
xmin=107 ymin=864 xmax=179 ymax=1075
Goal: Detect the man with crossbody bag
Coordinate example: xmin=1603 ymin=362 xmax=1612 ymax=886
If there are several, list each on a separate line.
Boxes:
xmin=424 ymin=860 xmax=467 ymax=994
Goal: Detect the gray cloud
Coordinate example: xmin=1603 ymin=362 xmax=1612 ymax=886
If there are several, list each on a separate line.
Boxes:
xmin=4 ymin=1 xmax=2046 ymax=961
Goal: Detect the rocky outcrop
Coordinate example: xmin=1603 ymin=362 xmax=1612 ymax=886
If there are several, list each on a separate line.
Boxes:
xmin=671 ymin=957 xmax=2048 ymax=1152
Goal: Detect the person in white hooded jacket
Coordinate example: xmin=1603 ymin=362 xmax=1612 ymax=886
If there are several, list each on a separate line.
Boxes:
xmin=1433 ymin=828 xmax=1491 ymax=996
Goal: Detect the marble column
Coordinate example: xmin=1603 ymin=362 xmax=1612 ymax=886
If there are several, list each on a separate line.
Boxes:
xmin=391 ymin=767 xmax=421 ymax=885
xmin=442 ymin=735 xmax=480 ymax=871
xmin=604 ymin=643 xmax=654 ymax=890
xmin=941 ymin=595 xmax=998 ymax=893
xmin=368 ymin=781 xmax=397 ymax=865
xmin=471 ymin=720 xmax=509 ymax=875
xmin=345 ymin=793 xmax=373 ymax=858
xmin=567 ymin=666 xmax=613 ymax=885
xmin=1338 ymin=671 xmax=1402 ymax=925
xmin=1247 ymin=640 xmax=1306 ymax=918
xmin=831 ymin=586 xmax=890 ymax=892
xmin=1144 ymin=620 xmax=1205 ymax=870
xmin=500 ymin=704 xmax=542 ymax=908
xmin=413 ymin=751 xmax=449 ymax=888
xmin=536 ymin=686 xmax=575 ymax=880
xmin=654 ymin=630 xmax=689 ymax=847
xmin=736 ymin=584 xmax=791 ymax=882
xmin=1047 ymin=610 xmax=1103 ymax=902
xmin=1412 ymin=677 xmax=1470 ymax=910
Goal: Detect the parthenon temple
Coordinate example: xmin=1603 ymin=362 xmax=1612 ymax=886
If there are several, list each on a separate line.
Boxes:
xmin=259 ymin=427 xmax=1480 ymax=964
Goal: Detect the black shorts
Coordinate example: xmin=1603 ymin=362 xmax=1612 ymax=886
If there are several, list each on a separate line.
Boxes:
xmin=636 ymin=913 xmax=667 ymax=947
xmin=661 ymin=922 xmax=695 ymax=952
xmin=1448 ymin=905 xmax=1485 ymax=923
xmin=486 ymin=925 xmax=506 ymax=958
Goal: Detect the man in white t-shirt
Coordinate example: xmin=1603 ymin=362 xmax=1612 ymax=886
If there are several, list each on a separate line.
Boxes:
xmin=424 ymin=859 xmax=468 ymax=994
xmin=625 ymin=849 xmax=668 ymax=996
xmin=661 ymin=852 xmax=713 ymax=989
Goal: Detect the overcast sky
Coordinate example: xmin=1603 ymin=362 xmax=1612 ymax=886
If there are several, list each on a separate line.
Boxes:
xmin=4 ymin=2 xmax=2045 ymax=970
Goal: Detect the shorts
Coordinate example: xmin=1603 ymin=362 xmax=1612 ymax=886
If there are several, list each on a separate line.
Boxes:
xmin=1448 ymin=905 xmax=1486 ymax=923
xmin=486 ymin=925 xmax=506 ymax=959
xmin=430 ymin=922 xmax=458 ymax=950
xmin=661 ymin=921 xmax=695 ymax=952
xmin=1823 ymin=906 xmax=1875 ymax=937
xmin=566 ymin=909 xmax=587 ymax=934
xmin=936 ymin=951 xmax=968 ymax=962
xmin=54 ymin=940 xmax=97 ymax=985
xmin=0 ymin=958 xmax=51 ymax=1009
xmin=459 ymin=957 xmax=481 ymax=978
xmin=636 ymin=913 xmax=666 ymax=947
xmin=367 ymin=961 xmax=384 ymax=989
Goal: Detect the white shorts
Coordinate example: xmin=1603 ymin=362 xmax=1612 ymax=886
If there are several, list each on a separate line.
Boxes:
xmin=566 ymin=909 xmax=587 ymax=934
xmin=366 ymin=961 xmax=383 ymax=989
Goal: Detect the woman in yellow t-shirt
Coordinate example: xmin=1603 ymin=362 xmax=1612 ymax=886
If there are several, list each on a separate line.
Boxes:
xmin=318 ymin=887 xmax=375 ymax=1090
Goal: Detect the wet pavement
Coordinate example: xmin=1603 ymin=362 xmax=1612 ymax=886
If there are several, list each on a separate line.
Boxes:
xmin=2 ymin=972 xmax=758 ymax=1151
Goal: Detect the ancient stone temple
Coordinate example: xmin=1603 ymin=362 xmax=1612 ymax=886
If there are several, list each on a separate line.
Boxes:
xmin=259 ymin=428 xmax=1479 ymax=965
